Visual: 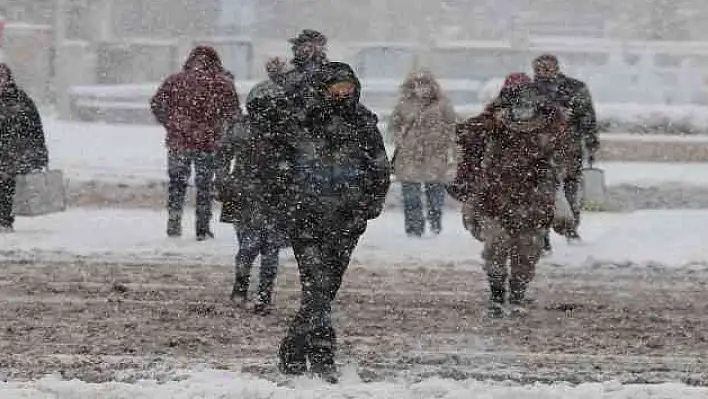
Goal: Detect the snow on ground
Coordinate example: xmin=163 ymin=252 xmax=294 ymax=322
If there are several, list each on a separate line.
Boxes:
xmin=4 ymin=206 xmax=708 ymax=271
xmin=2 ymin=369 xmax=707 ymax=399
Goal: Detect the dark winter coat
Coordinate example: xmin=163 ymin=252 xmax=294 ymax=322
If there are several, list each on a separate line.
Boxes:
xmin=264 ymin=62 xmax=391 ymax=234
xmin=150 ymin=46 xmax=241 ymax=152
xmin=535 ymin=74 xmax=599 ymax=158
xmin=452 ymin=83 xmax=569 ymax=236
xmin=214 ymin=114 xmax=288 ymax=246
xmin=0 ymin=64 xmax=49 ymax=177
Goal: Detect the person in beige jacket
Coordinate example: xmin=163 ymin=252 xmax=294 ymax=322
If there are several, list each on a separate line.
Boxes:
xmin=388 ymin=70 xmax=457 ymax=237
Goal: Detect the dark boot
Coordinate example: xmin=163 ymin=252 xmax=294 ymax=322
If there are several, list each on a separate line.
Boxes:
xmin=307 ymin=331 xmax=339 ymax=384
xmin=508 ymin=278 xmax=529 ymax=316
xmin=253 ymin=284 xmax=274 ymax=316
xmin=230 ymin=273 xmax=249 ymax=303
xmin=167 ymin=211 xmax=182 ymax=237
xmin=487 ymin=277 xmax=507 ymax=318
xmin=278 ymin=335 xmax=308 ymax=376
xmin=195 ymin=212 xmax=214 ymax=241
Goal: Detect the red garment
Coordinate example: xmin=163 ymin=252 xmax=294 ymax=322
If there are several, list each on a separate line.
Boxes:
xmin=503 ymin=72 xmax=532 ymax=88
xmin=151 ymin=46 xmax=241 ymax=152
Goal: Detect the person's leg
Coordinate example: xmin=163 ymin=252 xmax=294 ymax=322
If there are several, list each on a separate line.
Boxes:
xmin=481 ymin=218 xmax=510 ymax=318
xmin=401 ymin=182 xmax=424 ymax=237
xmin=166 ymin=150 xmax=191 ymax=237
xmin=0 ymin=176 xmax=17 ymax=231
xmin=563 ymin=155 xmax=583 ymax=241
xmin=508 ymin=230 xmax=544 ymax=314
xmin=425 ymin=182 xmax=446 ymax=234
xmin=231 ymin=226 xmax=260 ymax=302
xmin=194 ymin=150 xmax=216 ymax=240
xmin=254 ymin=229 xmax=281 ymax=315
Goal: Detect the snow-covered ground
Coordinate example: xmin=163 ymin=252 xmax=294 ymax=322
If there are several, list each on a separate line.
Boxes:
xmin=5 ymin=207 xmax=708 ymax=271
xmin=2 ymin=370 xmax=707 ymax=398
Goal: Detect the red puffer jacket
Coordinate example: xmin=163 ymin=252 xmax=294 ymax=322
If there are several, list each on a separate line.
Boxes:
xmin=151 ymin=46 xmax=241 ymax=152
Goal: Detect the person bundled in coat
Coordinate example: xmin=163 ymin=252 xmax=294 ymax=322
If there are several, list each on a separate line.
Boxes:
xmin=451 ymin=76 xmax=569 ymax=318
xmin=150 ymin=46 xmax=241 ymax=241
xmin=388 ymin=69 xmax=457 ymax=237
xmin=0 ymin=63 xmax=49 ymax=232
xmin=215 ymin=80 xmax=290 ymax=316
xmin=266 ymin=62 xmax=391 ymax=382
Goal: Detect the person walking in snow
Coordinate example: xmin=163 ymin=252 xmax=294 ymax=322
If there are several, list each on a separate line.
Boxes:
xmin=215 ymin=80 xmax=290 ymax=315
xmin=262 ymin=62 xmax=390 ymax=382
xmin=150 ymin=46 xmax=240 ymax=241
xmin=388 ymin=69 xmax=457 ymax=237
xmin=452 ymin=78 xmax=568 ymax=317
xmin=532 ymin=54 xmax=600 ymax=244
xmin=0 ymin=63 xmax=49 ymax=233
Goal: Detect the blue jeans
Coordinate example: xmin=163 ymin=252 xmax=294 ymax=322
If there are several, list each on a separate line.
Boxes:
xmin=234 ymin=225 xmax=281 ymax=303
xmin=401 ymin=181 xmax=446 ymax=236
xmin=167 ymin=149 xmax=215 ymax=234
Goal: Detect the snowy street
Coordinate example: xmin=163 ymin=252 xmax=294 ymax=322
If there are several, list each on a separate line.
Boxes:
xmin=2 ymin=119 xmax=708 ymax=397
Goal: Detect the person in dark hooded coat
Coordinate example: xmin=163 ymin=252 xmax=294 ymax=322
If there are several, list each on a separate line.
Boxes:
xmin=269 ymin=61 xmax=391 ymax=382
xmin=150 ymin=46 xmax=241 ymax=241
xmin=215 ymin=80 xmax=291 ymax=316
xmin=0 ymin=63 xmax=49 ymax=232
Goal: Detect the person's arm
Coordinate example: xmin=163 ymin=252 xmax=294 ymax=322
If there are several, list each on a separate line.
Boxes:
xmin=571 ymin=83 xmax=599 ymax=163
xmin=21 ymin=92 xmax=49 ymax=170
xmin=359 ymin=110 xmax=392 ymax=220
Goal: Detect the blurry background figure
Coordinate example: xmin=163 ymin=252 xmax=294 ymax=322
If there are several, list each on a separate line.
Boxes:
xmin=0 ymin=63 xmax=49 ymax=233
xmin=150 ymin=46 xmax=240 ymax=241
xmin=532 ymin=54 xmax=599 ymax=245
xmin=388 ymin=69 xmax=457 ymax=237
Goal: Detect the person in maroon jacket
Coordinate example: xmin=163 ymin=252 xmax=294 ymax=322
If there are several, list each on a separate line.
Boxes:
xmin=151 ymin=46 xmax=240 ymax=241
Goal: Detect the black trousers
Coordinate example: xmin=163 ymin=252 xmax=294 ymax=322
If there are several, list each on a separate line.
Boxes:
xmin=281 ymin=216 xmax=365 ymax=365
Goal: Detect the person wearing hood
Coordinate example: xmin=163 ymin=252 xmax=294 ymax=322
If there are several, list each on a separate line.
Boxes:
xmin=532 ymin=54 xmax=599 ymax=243
xmin=150 ymin=46 xmax=240 ymax=241
xmin=0 ymin=63 xmax=49 ymax=233
xmin=267 ymin=62 xmax=390 ymax=382
xmin=214 ymin=80 xmax=291 ymax=315
xmin=449 ymin=72 xmax=532 ymax=242
xmin=388 ymin=69 xmax=457 ymax=237
xmin=453 ymin=78 xmax=568 ymax=318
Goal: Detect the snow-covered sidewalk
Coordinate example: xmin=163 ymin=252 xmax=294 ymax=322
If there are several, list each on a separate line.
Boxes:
xmin=5 ymin=207 xmax=708 ymax=271
xmin=2 ymin=369 xmax=707 ymax=399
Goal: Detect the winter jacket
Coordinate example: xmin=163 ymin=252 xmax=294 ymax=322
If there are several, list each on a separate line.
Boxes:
xmin=264 ymin=62 xmax=391 ymax=233
xmin=0 ymin=64 xmax=49 ymax=177
xmin=457 ymin=83 xmax=569 ymax=236
xmin=535 ymin=74 xmax=599 ymax=158
xmin=150 ymin=46 xmax=241 ymax=152
xmin=388 ymin=70 xmax=458 ymax=183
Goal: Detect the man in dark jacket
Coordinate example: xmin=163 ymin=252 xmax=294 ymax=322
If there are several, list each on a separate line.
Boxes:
xmin=533 ymin=54 xmax=599 ymax=244
xmin=0 ymin=64 xmax=49 ymax=232
xmin=270 ymin=62 xmax=390 ymax=382
xmin=151 ymin=46 xmax=240 ymax=241
xmin=266 ymin=29 xmax=329 ymax=113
